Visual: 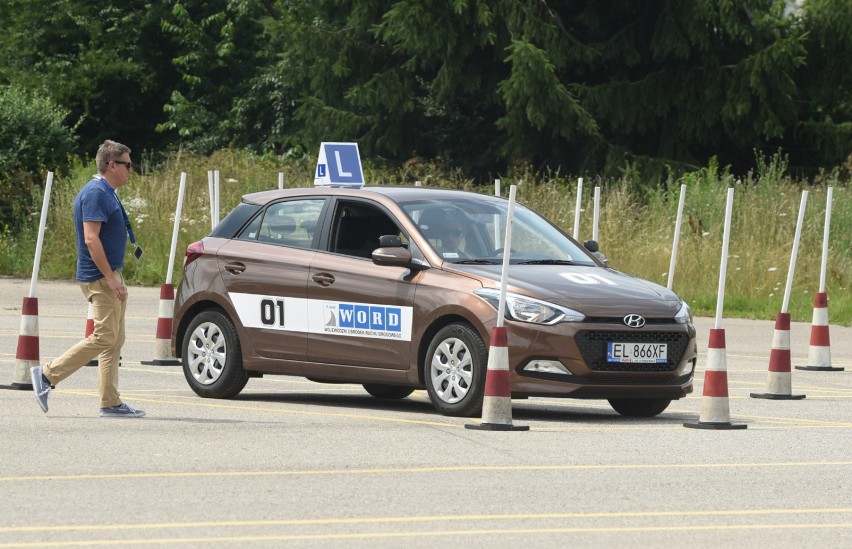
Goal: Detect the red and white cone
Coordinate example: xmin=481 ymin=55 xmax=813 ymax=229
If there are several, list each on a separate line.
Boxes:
xmin=751 ymin=312 xmax=806 ymax=400
xmin=465 ymin=326 xmax=529 ymax=431
xmin=1 ymin=297 xmax=39 ymax=390
xmin=796 ymin=292 xmax=842 ymax=372
xmin=84 ymin=302 xmax=97 ymax=366
xmin=141 ymin=283 xmax=180 ymax=365
xmin=684 ymin=328 xmax=746 ymax=430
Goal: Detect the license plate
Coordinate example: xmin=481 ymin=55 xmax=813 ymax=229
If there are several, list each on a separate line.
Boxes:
xmin=606 ymin=342 xmax=668 ymax=363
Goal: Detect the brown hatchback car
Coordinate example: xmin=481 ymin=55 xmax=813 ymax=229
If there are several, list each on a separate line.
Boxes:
xmin=172 ymin=186 xmax=696 ymax=418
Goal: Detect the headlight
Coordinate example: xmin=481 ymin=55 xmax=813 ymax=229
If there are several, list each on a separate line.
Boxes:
xmin=675 ymin=301 xmax=693 ymax=325
xmin=474 ymin=288 xmax=585 ymax=325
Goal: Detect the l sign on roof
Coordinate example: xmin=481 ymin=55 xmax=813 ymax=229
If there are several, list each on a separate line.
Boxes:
xmin=314 ymin=142 xmax=364 ymax=188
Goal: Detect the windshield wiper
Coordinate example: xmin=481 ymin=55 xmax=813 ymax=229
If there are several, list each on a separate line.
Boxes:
xmin=453 ymin=259 xmax=502 ymax=265
xmin=517 ymin=259 xmax=575 ymax=265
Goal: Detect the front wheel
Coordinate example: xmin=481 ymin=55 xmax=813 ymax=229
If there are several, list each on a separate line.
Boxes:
xmin=608 ymin=398 xmax=671 ymax=417
xmin=182 ymin=309 xmax=248 ymax=399
xmin=424 ymin=323 xmax=488 ymax=417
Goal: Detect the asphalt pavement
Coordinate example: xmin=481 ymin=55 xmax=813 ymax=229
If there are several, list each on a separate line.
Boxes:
xmin=1 ymin=277 xmax=850 ymax=548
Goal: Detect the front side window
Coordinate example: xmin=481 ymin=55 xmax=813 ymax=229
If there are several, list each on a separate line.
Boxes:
xmin=330 ymin=201 xmax=404 ymax=259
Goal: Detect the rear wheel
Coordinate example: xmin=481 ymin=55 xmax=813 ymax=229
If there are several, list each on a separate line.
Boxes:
xmin=182 ymin=310 xmax=248 ymax=398
xmin=608 ymin=398 xmax=671 ymax=417
xmin=362 ymin=384 xmax=415 ymax=400
xmin=424 ymin=323 xmax=487 ymax=417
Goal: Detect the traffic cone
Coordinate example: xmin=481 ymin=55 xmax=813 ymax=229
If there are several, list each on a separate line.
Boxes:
xmin=751 ymin=312 xmax=806 ymax=400
xmin=141 ymin=283 xmax=180 ymax=365
xmin=1 ymin=297 xmax=39 ymax=390
xmin=796 ymin=292 xmax=843 ymax=372
xmin=84 ymin=302 xmax=97 ymax=366
xmin=684 ymin=328 xmax=747 ymax=430
xmin=465 ymin=326 xmax=529 ymax=431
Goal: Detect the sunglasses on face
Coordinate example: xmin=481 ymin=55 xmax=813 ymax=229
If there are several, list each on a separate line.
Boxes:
xmin=112 ymin=160 xmax=133 ymax=170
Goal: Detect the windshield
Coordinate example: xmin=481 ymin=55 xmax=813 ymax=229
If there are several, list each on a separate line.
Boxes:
xmin=399 ymin=194 xmax=596 ymax=265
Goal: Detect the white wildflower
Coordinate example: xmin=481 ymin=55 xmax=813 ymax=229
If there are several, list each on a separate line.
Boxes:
xmin=768 ymin=267 xmax=778 ymax=272
xmin=127 ymin=197 xmax=147 ymax=210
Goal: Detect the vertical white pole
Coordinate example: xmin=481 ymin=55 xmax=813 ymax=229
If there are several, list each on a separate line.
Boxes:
xmin=592 ymin=186 xmax=601 ymax=241
xmin=715 ymin=188 xmax=735 ymax=330
xmin=494 ymin=178 xmax=501 ymax=247
xmin=214 ymin=170 xmax=221 ymax=226
xmin=207 ymin=170 xmax=215 ymax=230
xmin=781 ymin=190 xmax=808 ymax=314
xmin=165 ymin=172 xmax=187 ymax=286
xmin=573 ymin=177 xmax=583 ymax=240
xmin=496 ymin=185 xmax=517 ymax=329
xmin=278 ymin=172 xmax=284 ymax=190
xmin=818 ymin=187 xmax=833 ymax=293
xmin=28 ymin=172 xmax=54 ymax=298
xmin=667 ymin=184 xmax=687 ymax=291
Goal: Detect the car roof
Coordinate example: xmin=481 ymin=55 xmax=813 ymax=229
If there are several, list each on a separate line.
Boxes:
xmin=242 ymin=186 xmax=496 ymax=207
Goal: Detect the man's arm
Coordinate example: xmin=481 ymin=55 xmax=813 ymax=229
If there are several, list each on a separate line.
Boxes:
xmin=83 ymin=221 xmax=127 ymax=302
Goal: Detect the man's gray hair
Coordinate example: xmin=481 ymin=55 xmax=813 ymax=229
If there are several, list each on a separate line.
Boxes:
xmin=96 ymin=140 xmax=131 ymax=173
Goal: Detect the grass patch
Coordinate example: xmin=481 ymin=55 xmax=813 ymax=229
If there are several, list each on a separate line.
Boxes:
xmin=2 ymin=150 xmax=849 ymax=326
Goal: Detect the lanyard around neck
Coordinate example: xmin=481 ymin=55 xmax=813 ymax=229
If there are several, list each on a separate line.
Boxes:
xmin=98 ymin=178 xmax=136 ymax=244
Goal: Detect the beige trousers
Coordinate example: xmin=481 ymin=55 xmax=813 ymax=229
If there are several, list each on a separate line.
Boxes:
xmin=44 ymin=274 xmax=127 ymax=408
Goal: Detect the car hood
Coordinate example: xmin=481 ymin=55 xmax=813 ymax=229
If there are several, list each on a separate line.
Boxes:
xmin=446 ymin=264 xmax=682 ymax=317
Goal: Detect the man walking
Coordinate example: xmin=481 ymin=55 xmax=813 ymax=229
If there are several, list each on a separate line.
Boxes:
xmin=30 ymin=140 xmax=145 ymax=418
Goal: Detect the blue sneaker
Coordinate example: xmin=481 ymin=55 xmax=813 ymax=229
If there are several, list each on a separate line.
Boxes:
xmin=99 ymin=403 xmax=146 ymax=418
xmin=30 ymin=366 xmax=51 ymax=413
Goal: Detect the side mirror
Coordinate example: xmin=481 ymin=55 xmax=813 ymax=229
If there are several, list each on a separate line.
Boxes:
xmin=583 ymin=240 xmax=609 ymax=266
xmin=372 ymin=246 xmax=423 ymax=269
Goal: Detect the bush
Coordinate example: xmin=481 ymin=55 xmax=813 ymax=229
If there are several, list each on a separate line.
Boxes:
xmin=0 ymin=85 xmax=75 ymax=232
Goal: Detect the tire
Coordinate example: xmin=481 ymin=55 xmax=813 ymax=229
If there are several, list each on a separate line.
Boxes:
xmin=362 ymin=384 xmax=415 ymax=400
xmin=608 ymin=398 xmax=671 ymax=417
xmin=424 ymin=323 xmax=488 ymax=417
xmin=182 ymin=309 xmax=248 ymax=399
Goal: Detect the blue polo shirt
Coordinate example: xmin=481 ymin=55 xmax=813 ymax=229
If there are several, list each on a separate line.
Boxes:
xmin=73 ymin=178 xmax=127 ymax=282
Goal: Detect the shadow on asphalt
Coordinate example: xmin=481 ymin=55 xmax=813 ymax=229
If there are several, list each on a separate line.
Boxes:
xmin=228 ymin=391 xmax=687 ymax=426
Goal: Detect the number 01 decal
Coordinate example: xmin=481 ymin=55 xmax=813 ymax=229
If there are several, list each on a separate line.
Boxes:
xmin=560 ymin=272 xmax=617 ymax=285
xmin=260 ymin=298 xmax=285 ymax=327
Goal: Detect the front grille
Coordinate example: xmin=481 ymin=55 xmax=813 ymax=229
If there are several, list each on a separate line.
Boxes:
xmin=583 ymin=317 xmax=674 ymax=325
xmin=519 ymin=370 xmax=693 ymax=385
xmin=575 ymin=330 xmax=690 ymax=372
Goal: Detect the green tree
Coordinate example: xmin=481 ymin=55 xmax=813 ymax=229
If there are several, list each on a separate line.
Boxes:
xmin=267 ymin=0 xmax=845 ymax=180
xmin=158 ymin=0 xmax=274 ymax=153
xmin=790 ymin=0 xmax=852 ymax=172
xmin=0 ymin=0 xmax=180 ymax=156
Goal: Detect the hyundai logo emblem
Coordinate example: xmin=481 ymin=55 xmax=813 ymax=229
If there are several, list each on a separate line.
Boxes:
xmin=623 ymin=314 xmax=646 ymax=328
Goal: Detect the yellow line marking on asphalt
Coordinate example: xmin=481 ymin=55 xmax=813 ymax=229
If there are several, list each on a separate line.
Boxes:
xmin=2 ymin=508 xmax=851 ymax=533
xmin=2 ymin=461 xmax=851 ymax=483
xmin=2 ymin=523 xmax=852 ymax=546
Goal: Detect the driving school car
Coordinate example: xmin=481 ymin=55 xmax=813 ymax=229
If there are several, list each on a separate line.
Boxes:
xmin=172 ymin=186 xmax=696 ymax=418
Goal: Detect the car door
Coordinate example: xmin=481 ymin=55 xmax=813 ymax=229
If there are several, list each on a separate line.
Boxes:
xmin=218 ymin=197 xmax=327 ymax=361
xmin=306 ymin=199 xmax=417 ymax=370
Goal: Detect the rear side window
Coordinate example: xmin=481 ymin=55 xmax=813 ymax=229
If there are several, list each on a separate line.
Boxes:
xmin=239 ymin=198 xmax=325 ymax=250
xmin=210 ymin=203 xmax=261 ymax=238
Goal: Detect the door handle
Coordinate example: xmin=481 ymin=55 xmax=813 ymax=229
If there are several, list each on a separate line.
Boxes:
xmin=312 ymin=273 xmax=335 ymax=287
xmin=224 ymin=262 xmax=246 ymax=274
